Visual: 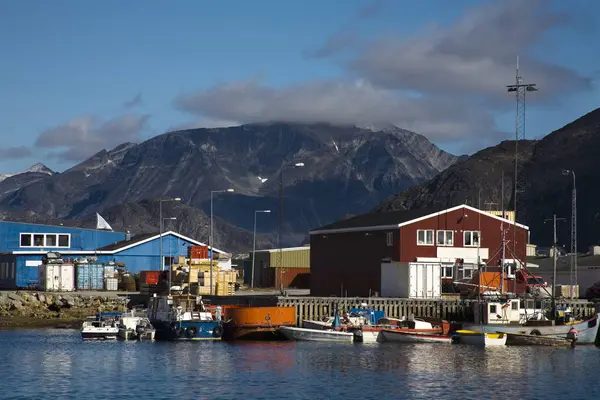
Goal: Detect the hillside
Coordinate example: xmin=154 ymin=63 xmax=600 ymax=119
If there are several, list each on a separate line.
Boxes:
xmin=376 ymin=108 xmax=600 ymax=249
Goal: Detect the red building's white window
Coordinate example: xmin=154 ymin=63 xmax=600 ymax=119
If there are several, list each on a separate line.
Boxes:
xmin=417 ymin=229 xmax=434 ymax=245
xmin=463 ymin=231 xmax=480 ymax=247
xmin=437 ymin=230 xmax=454 ymax=246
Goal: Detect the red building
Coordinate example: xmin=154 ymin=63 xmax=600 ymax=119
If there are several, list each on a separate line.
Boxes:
xmin=309 ymin=205 xmax=529 ymax=297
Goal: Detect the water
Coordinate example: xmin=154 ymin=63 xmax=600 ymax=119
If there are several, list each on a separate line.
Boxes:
xmin=1 ymin=329 xmax=599 ymax=400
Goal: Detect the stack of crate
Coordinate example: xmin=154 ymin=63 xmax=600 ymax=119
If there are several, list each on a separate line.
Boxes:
xmin=215 ymin=270 xmax=237 ymax=296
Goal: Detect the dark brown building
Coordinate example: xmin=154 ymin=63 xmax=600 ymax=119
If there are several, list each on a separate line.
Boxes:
xmin=309 ymin=205 xmax=529 ymax=297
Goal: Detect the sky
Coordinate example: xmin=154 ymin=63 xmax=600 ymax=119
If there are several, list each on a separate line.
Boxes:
xmin=1 ymin=0 xmax=599 ymax=173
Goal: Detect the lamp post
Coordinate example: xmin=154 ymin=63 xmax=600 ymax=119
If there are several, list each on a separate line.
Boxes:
xmin=562 ymin=169 xmax=577 ymax=298
xmin=252 ymin=209 xmax=271 ymax=289
xmin=163 ymin=217 xmax=177 ymax=292
xmin=159 ymin=197 xmax=181 ymax=271
xmin=278 ymin=162 xmax=304 ymax=293
xmin=210 ymin=188 xmax=234 ymax=295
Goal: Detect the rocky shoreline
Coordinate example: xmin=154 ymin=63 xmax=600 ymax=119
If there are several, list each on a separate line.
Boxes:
xmin=0 ymin=291 xmax=129 ymax=329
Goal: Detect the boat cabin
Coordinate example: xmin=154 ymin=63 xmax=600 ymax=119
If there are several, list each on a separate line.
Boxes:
xmin=148 ymin=294 xmax=216 ymax=323
xmin=474 ymin=299 xmax=573 ymax=326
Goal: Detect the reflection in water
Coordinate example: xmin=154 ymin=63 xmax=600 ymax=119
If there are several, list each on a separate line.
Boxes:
xmin=0 ymin=329 xmax=598 ymax=400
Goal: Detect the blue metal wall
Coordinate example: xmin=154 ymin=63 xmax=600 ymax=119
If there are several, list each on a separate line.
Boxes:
xmin=0 ymin=221 xmax=126 ymax=252
xmin=0 ymin=254 xmax=41 ymax=289
xmin=96 ymin=234 xmax=201 ymax=273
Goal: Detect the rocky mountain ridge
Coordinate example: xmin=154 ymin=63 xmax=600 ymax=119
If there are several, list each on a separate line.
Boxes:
xmin=0 ymin=123 xmax=458 ymax=252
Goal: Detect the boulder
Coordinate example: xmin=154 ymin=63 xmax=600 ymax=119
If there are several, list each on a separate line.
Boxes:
xmin=37 ymin=293 xmax=46 ymax=303
xmin=7 ymin=292 xmax=24 ymax=303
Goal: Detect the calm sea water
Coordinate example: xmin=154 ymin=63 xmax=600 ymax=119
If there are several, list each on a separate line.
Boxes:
xmin=1 ymin=329 xmax=599 ymax=400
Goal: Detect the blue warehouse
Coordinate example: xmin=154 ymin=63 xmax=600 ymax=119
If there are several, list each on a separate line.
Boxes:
xmin=0 ymin=220 xmax=230 ymax=289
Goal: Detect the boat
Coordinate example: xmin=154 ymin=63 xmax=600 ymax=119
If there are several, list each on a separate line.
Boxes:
xmin=380 ymin=330 xmax=453 ymax=344
xmin=503 ymin=332 xmax=574 ymax=347
xmin=81 ymin=312 xmax=121 ymax=341
xmin=454 ymin=329 xmax=507 ymax=347
xmin=221 ymin=306 xmax=296 ymax=341
xmin=147 ymin=294 xmax=224 ymax=341
xmin=462 ymin=299 xmax=600 ymax=344
xmin=118 ymin=308 xmax=156 ymax=341
xmin=278 ymin=326 xmax=355 ymax=343
xmin=280 ymin=304 xmax=356 ymax=343
xmin=351 ymin=316 xmax=448 ymax=343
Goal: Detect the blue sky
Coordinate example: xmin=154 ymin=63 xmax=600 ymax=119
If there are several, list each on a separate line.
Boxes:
xmin=1 ymin=0 xmax=598 ymax=173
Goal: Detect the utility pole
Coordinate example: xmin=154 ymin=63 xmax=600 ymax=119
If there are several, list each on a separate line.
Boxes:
xmin=507 ymin=56 xmax=537 ymax=264
xmin=545 ymin=214 xmax=565 ymax=317
xmin=562 ymin=169 xmax=577 ymax=298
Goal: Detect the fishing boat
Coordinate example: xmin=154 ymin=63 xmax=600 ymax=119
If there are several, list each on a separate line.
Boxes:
xmin=147 ymin=294 xmax=224 ymax=341
xmin=118 ymin=308 xmax=156 ymax=341
xmin=81 ymin=312 xmax=121 ymax=341
xmin=462 ymin=299 xmax=600 ymax=344
xmin=454 ymin=329 xmax=507 ymax=347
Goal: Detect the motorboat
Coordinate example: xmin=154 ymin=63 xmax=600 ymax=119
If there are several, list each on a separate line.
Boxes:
xmin=147 ymin=294 xmax=224 ymax=341
xmin=118 ymin=308 xmax=156 ymax=341
xmin=503 ymin=332 xmax=574 ymax=347
xmin=280 ymin=306 xmax=356 ymax=343
xmin=454 ymin=329 xmax=507 ymax=347
xmin=81 ymin=312 xmax=120 ymax=341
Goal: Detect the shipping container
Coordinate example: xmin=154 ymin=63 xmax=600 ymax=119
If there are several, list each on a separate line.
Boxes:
xmin=140 ymin=270 xmax=160 ymax=285
xmin=380 ymin=262 xmax=441 ymax=298
xmin=188 ymin=245 xmax=208 ymax=259
xmin=76 ymin=263 xmax=104 ymax=290
xmin=38 ymin=263 xmax=75 ymax=292
xmin=104 ymin=277 xmax=118 ymax=291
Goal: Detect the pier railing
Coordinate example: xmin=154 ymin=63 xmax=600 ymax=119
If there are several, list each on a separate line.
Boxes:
xmin=276 ymin=296 xmax=598 ymax=326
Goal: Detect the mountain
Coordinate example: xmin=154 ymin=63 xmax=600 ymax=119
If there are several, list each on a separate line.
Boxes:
xmin=375 ymin=108 xmax=600 ymax=250
xmin=0 ymin=163 xmax=54 ymax=183
xmin=0 ymin=122 xmax=458 ymax=250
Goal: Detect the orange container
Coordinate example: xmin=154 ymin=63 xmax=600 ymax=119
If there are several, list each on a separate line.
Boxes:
xmin=140 ymin=270 xmax=160 ymax=285
xmin=188 ymin=245 xmax=208 ymax=259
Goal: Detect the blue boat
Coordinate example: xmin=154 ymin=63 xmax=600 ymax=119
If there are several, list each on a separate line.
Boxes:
xmin=147 ymin=294 xmax=224 ymax=341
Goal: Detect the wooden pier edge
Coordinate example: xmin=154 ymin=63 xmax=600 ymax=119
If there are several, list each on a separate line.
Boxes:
xmin=276 ymin=296 xmax=598 ymax=326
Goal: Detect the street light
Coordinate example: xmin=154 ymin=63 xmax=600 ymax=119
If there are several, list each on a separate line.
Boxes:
xmin=159 ymin=197 xmax=181 ymax=271
xmin=278 ymin=162 xmax=304 ymax=293
xmin=562 ymin=169 xmax=577 ymax=298
xmin=252 ymin=210 xmax=271 ymax=289
xmin=210 ymin=188 xmax=235 ymax=295
xmin=163 ymin=217 xmax=177 ymax=293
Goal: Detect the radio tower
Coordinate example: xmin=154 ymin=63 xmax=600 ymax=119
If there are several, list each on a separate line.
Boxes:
xmin=506 ymin=56 xmax=537 ymax=258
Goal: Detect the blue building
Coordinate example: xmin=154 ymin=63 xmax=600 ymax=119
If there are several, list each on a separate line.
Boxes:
xmin=0 ymin=220 xmax=230 ymax=289
xmin=93 ymin=231 xmax=231 ymax=273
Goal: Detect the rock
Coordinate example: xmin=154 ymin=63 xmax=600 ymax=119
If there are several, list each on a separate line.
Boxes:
xmin=10 ymin=301 xmax=23 ymax=310
xmin=7 ymin=293 xmax=24 ymax=303
xmin=45 ymin=295 xmax=54 ymax=305
xmin=37 ymin=293 xmax=46 ymax=303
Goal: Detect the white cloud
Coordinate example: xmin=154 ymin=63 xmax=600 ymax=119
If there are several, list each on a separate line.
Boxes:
xmin=174 ymin=79 xmax=499 ymax=144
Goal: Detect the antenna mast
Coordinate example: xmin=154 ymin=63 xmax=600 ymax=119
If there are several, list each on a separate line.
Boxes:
xmin=506 ymin=56 xmax=537 ymax=265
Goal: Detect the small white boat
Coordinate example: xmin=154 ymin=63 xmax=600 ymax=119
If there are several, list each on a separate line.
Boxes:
xmin=455 ymin=329 xmax=507 ymax=347
xmin=381 ymin=330 xmax=453 ymax=344
xmin=302 ymin=315 xmax=366 ymax=330
xmin=118 ymin=309 xmax=156 ymax=341
xmin=81 ymin=312 xmax=120 ymax=341
xmin=279 ymin=326 xmax=355 ymax=343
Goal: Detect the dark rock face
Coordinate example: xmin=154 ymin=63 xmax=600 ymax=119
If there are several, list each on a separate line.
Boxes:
xmin=0 ymin=123 xmax=457 ymax=251
xmin=376 ymin=108 xmax=600 ymax=250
